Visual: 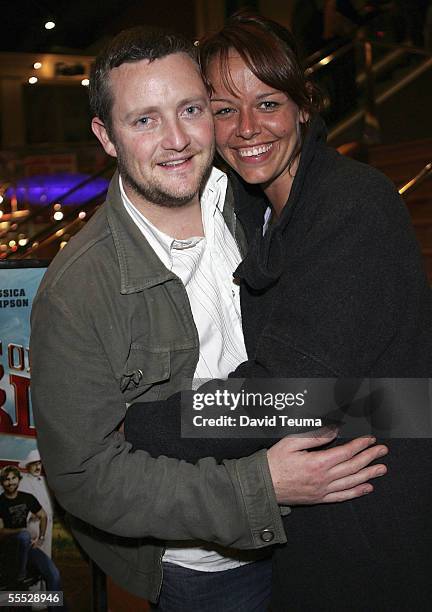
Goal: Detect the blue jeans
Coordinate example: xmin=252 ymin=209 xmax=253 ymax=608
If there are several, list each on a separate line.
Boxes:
xmin=13 ymin=530 xmax=67 ymax=610
xmin=14 ymin=530 xmax=61 ymax=590
xmin=151 ymin=558 xmax=272 ymax=612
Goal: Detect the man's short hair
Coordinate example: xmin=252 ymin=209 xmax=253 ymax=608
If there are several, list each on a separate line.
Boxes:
xmin=0 ymin=465 xmax=22 ymax=484
xmin=89 ymin=27 xmax=198 ymax=135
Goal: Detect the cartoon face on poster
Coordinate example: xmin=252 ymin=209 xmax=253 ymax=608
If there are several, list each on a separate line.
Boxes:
xmin=0 ymin=263 xmax=47 ymax=465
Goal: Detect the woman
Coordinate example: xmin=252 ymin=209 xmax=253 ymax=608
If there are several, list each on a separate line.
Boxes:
xmin=126 ymin=11 xmax=432 ymax=611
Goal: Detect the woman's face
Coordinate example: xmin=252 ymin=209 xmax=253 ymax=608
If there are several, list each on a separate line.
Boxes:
xmin=208 ymin=53 xmax=304 ymax=203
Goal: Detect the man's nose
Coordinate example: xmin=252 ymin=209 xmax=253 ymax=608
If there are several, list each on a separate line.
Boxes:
xmin=161 ymin=118 xmax=191 ymax=151
xmin=236 ymin=109 xmax=261 ymax=140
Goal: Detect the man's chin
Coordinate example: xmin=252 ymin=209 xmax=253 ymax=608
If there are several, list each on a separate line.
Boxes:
xmin=125 ymin=172 xmax=212 ymax=208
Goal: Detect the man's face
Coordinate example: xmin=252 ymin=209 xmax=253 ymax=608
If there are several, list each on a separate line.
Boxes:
xmin=1 ymin=472 xmax=19 ymax=496
xmin=92 ymin=53 xmax=215 ymax=209
xmin=28 ymin=461 xmax=42 ymax=477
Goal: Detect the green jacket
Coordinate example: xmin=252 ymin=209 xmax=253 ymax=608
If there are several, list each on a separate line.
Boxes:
xmin=30 ymin=173 xmax=286 ymax=601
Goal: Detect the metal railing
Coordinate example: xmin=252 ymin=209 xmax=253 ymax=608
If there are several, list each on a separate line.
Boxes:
xmin=399 ymin=162 xmax=432 ymax=197
xmin=309 ymin=38 xmax=432 ymax=144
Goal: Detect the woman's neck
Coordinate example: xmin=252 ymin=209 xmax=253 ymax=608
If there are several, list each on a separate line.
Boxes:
xmin=262 ymin=155 xmax=299 ymax=217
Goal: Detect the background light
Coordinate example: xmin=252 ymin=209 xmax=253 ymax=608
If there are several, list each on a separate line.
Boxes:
xmin=33 ymin=62 xmax=42 ymax=69
xmin=28 ymin=76 xmax=38 ymax=84
xmin=5 ymin=173 xmax=109 ymax=206
xmin=44 ymin=21 xmax=55 ymax=30
xmin=53 ymin=211 xmax=64 ymax=221
xmin=81 ymin=78 xmax=89 ymax=87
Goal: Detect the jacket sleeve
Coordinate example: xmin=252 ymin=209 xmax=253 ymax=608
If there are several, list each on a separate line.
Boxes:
xmin=30 ymin=289 xmax=285 ymax=548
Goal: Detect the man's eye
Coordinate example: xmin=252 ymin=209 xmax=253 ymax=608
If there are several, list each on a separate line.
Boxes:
xmin=137 ymin=117 xmax=151 ymax=126
xmin=184 ymin=106 xmax=201 ymax=116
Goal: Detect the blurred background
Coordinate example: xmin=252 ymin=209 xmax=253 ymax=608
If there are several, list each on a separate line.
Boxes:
xmin=0 ymin=0 xmax=431 ymax=274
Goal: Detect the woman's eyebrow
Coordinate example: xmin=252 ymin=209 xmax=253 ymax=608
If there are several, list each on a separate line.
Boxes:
xmin=256 ymin=91 xmax=281 ymax=100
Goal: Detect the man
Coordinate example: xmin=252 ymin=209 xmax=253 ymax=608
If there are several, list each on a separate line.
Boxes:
xmin=0 ymin=466 xmax=61 ymax=594
xmin=19 ymin=448 xmax=54 ymax=557
xmin=30 ymin=28 xmax=387 ymax=609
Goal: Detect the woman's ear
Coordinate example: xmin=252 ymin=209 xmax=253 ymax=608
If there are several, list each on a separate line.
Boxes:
xmin=299 ymin=110 xmax=309 ymax=124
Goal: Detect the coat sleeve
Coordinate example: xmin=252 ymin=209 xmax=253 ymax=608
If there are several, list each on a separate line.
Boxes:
xmin=30 ymin=289 xmax=286 ymax=548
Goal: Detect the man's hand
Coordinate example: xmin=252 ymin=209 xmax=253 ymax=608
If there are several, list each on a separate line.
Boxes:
xmin=267 ymin=429 xmax=388 ymax=505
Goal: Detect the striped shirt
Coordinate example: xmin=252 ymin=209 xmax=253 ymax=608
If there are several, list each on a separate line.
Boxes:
xmin=120 ymin=168 xmax=251 ymax=571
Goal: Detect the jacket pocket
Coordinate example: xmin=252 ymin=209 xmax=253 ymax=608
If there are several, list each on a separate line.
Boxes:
xmin=120 ymin=346 xmax=171 ymax=398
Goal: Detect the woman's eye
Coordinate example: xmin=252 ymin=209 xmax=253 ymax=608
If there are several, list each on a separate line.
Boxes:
xmin=213 ymin=107 xmax=234 ymax=117
xmin=259 ymin=101 xmax=279 ymax=110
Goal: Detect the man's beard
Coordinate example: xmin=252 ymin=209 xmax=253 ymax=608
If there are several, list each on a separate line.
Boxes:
xmin=117 ymin=148 xmax=214 ymax=209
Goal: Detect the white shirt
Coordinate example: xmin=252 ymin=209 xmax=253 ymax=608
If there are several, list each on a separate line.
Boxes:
xmin=121 ymin=169 xmax=251 ymax=571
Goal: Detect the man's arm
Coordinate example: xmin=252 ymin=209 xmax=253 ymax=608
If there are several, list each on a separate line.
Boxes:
xmin=30 ymin=290 xmax=286 ymax=550
xmin=31 ymin=508 xmax=47 ymax=547
xmin=124 ymin=398 xmax=387 ymax=505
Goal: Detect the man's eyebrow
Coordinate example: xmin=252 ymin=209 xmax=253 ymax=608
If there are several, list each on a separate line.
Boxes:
xmin=176 ymin=96 xmax=209 ymax=108
xmin=123 ymin=97 xmax=208 ymax=121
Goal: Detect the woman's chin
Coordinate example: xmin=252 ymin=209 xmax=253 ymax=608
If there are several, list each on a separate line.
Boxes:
xmin=231 ymin=164 xmax=272 ymax=186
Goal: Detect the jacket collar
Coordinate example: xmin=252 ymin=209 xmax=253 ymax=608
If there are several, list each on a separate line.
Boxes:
xmin=105 ymin=172 xmax=177 ymax=294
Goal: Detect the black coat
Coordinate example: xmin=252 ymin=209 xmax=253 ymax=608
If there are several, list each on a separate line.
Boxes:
xmin=232 ymin=117 xmax=432 ymax=611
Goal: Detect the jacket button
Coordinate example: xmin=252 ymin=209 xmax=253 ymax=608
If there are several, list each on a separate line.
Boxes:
xmin=260 ymin=529 xmax=274 ymax=542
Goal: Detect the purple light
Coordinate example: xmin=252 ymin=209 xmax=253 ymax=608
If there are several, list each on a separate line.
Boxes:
xmin=5 ymin=173 xmax=109 ymax=206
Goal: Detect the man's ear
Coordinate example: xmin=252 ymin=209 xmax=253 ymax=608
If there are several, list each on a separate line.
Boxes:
xmin=91 ymin=117 xmax=117 ymax=158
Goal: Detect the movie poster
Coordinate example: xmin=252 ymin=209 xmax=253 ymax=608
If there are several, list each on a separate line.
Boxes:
xmin=0 ymin=262 xmax=93 ymax=610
